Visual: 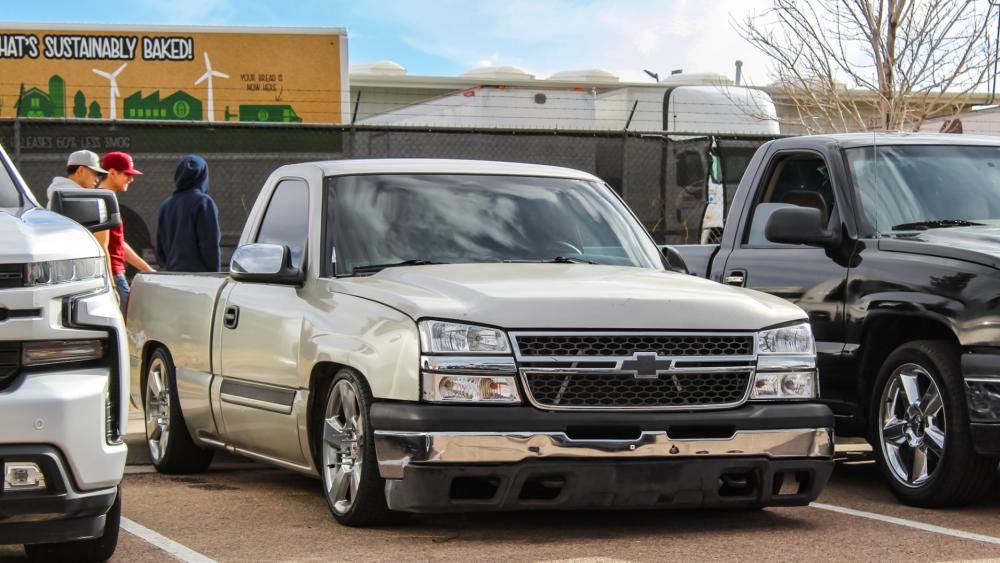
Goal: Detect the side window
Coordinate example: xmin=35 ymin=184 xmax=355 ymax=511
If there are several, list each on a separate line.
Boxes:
xmin=255 ymin=179 xmax=309 ymax=268
xmin=743 ymin=153 xmax=836 ymax=247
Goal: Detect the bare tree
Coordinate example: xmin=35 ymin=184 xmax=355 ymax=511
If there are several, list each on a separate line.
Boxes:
xmin=736 ymin=0 xmax=994 ymax=133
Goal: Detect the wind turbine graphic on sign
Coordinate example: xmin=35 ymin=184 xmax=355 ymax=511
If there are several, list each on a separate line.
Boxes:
xmin=92 ymin=63 xmax=127 ymax=120
xmin=195 ymin=52 xmax=229 ymax=122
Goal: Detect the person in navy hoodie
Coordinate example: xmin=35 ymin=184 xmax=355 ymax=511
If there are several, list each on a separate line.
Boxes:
xmin=156 ymin=155 xmax=221 ymax=272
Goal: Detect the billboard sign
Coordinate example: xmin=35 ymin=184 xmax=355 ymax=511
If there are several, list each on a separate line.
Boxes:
xmin=0 ymin=23 xmax=348 ymax=124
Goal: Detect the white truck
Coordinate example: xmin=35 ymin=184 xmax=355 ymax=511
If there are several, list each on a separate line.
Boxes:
xmin=126 ymin=158 xmax=834 ymax=527
xmin=0 ymin=145 xmax=128 ymax=561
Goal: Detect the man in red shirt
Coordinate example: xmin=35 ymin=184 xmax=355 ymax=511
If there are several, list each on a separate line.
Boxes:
xmin=99 ymin=152 xmax=155 ymax=313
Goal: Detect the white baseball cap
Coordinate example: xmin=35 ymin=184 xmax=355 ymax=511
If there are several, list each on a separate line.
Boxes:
xmin=66 ymin=150 xmax=108 ymax=174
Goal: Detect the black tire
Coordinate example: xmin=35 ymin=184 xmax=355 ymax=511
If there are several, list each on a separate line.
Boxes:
xmin=24 ymin=485 xmax=121 ymax=562
xmin=870 ymin=340 xmax=998 ymax=507
xmin=143 ymin=347 xmax=214 ymax=474
xmin=317 ymin=368 xmax=402 ymax=527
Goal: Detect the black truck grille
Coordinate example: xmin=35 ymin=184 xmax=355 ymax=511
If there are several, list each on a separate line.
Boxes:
xmin=524 ymin=370 xmax=752 ymax=409
xmin=0 ymin=342 xmax=21 ymax=389
xmin=0 ymin=264 xmax=24 ymax=289
xmin=513 ymin=334 xmax=754 ymax=357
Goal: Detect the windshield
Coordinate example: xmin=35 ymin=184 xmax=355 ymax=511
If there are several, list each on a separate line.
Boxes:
xmin=325 ymin=174 xmax=663 ymax=275
xmin=846 ymin=145 xmax=1000 ymax=233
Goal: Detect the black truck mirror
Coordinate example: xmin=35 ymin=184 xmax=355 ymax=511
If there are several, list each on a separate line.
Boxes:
xmin=48 ymin=188 xmax=121 ymax=233
xmin=658 ymin=245 xmax=690 ymax=274
xmin=230 ymin=243 xmax=304 ymax=285
xmin=764 ymin=206 xmax=840 ymax=248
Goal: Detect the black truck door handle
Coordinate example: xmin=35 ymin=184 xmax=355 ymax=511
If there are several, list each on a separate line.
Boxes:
xmin=223 ymin=305 xmax=240 ymax=329
xmin=725 ymin=270 xmax=746 ymax=287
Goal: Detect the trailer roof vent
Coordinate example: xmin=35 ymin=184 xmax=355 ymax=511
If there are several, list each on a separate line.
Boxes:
xmin=350 ymin=60 xmax=407 ymax=76
xmin=547 ymin=69 xmax=619 ymax=84
xmin=461 ymin=65 xmax=535 ymax=81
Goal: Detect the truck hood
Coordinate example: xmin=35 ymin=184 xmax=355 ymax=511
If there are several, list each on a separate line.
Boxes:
xmin=330 ymin=263 xmax=805 ymax=331
xmin=881 ymin=226 xmax=1000 ymax=269
xmin=0 ymin=207 xmax=102 ymax=263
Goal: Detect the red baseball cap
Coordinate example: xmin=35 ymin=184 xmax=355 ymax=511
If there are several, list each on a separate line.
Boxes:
xmin=101 ymin=152 xmax=142 ymax=175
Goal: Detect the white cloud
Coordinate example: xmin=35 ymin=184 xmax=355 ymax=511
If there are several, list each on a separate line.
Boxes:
xmin=360 ymin=0 xmax=775 ymax=84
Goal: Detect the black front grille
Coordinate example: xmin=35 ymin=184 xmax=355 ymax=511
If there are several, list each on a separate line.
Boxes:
xmin=0 ymin=342 xmax=21 ymax=389
xmin=525 ymin=370 xmax=752 ymax=409
xmin=0 ymin=263 xmax=24 ymax=289
xmin=514 ymin=334 xmax=754 ymax=357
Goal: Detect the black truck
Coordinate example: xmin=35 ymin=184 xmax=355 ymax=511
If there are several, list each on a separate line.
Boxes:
xmin=670 ymin=133 xmax=1000 ymax=507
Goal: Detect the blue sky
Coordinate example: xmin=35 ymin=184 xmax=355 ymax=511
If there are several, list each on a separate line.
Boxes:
xmin=10 ymin=0 xmax=773 ymax=83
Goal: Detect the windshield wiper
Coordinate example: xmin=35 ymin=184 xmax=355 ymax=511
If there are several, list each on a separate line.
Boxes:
xmin=891 ymin=219 xmax=985 ymax=231
xmin=351 ymin=260 xmax=444 ymax=274
xmin=546 ymin=256 xmax=596 ymax=264
xmin=502 ymin=257 xmax=597 ymax=264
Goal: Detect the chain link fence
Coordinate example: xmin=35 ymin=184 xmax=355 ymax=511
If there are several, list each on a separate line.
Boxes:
xmin=0 ymin=119 xmax=775 ymax=268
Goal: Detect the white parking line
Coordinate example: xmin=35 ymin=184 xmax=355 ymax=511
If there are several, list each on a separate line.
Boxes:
xmin=811 ymin=502 xmax=1000 ymax=546
xmin=121 ymin=517 xmax=217 ymax=563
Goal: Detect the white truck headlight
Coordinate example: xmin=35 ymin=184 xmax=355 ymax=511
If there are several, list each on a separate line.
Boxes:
xmin=757 ymin=322 xmax=815 ymax=355
xmin=751 ymin=371 xmax=817 ymax=400
xmin=24 ymin=257 xmax=105 ymax=286
xmin=419 ymin=320 xmax=511 ymax=354
xmin=422 ymin=373 xmax=521 ymax=403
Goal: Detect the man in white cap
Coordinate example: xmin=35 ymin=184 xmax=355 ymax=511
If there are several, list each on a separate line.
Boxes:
xmin=46 ymin=149 xmax=116 ymax=293
xmin=45 ymin=149 xmax=107 ymax=203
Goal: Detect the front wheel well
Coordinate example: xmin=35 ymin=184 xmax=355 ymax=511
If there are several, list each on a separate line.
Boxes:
xmin=856 ymin=314 xmax=957 ymax=430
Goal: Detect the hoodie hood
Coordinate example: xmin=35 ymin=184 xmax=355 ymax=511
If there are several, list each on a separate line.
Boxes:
xmin=174 ymin=155 xmax=209 ymax=193
xmin=330 ymin=263 xmax=806 ymax=331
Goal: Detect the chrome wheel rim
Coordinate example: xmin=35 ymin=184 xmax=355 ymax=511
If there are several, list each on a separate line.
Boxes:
xmin=145 ymin=356 xmax=171 ymax=463
xmin=879 ymin=362 xmax=946 ymax=488
xmin=321 ymin=380 xmax=364 ymax=515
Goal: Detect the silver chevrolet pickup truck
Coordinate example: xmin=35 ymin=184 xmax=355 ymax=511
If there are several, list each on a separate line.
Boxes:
xmin=126 ymin=159 xmax=834 ymax=527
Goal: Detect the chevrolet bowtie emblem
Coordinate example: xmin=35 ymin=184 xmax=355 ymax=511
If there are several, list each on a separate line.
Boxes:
xmin=619 ymin=352 xmax=674 ymax=379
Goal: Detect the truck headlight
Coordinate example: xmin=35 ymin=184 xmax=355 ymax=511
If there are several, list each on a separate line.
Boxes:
xmin=757 ymin=322 xmax=815 ymax=355
xmin=751 ymin=371 xmax=818 ymax=400
xmin=422 ymin=373 xmax=521 ymax=403
xmin=24 ymin=257 xmax=105 ymax=286
xmin=419 ymin=320 xmax=511 ymax=354
xmin=22 ymin=340 xmax=104 ymax=366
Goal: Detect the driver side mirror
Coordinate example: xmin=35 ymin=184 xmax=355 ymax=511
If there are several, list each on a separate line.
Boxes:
xmin=230 ymin=243 xmax=304 ymax=285
xmin=659 ymin=245 xmax=689 ymax=274
xmin=765 ymin=206 xmax=840 ymax=248
xmin=48 ymin=188 xmax=120 ymax=232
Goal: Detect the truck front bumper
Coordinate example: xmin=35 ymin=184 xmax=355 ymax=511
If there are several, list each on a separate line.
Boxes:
xmin=372 ymin=403 xmax=834 ymax=512
xmin=0 ymin=446 xmax=117 ymax=545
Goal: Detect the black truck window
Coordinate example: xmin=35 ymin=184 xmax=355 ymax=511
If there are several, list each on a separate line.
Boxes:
xmin=743 ymin=153 xmax=836 ymax=246
xmin=255 ymin=179 xmax=309 ymax=269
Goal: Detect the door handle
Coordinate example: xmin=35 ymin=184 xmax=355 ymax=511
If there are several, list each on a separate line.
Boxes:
xmin=223 ymin=305 xmax=240 ymax=329
xmin=725 ymin=270 xmax=746 ymax=287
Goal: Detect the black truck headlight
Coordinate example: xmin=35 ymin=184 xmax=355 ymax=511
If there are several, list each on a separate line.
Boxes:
xmin=22 ymin=340 xmax=104 ymax=366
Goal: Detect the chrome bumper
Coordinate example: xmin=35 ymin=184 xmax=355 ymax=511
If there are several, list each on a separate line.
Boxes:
xmin=374 ymin=427 xmax=834 ymax=479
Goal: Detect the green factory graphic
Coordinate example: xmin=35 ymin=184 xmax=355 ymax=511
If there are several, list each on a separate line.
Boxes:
xmin=16 ymin=74 xmax=301 ymax=123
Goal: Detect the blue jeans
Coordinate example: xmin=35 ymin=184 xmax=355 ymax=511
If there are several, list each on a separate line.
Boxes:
xmin=113 ymin=273 xmax=129 ymax=316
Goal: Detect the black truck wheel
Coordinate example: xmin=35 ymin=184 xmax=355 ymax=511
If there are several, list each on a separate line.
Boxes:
xmin=871 ymin=340 xmax=997 ymax=507
xmin=318 ymin=368 xmax=401 ymax=527
xmin=143 ymin=347 xmax=214 ymax=474
xmin=24 ymin=485 xmax=121 ymax=562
